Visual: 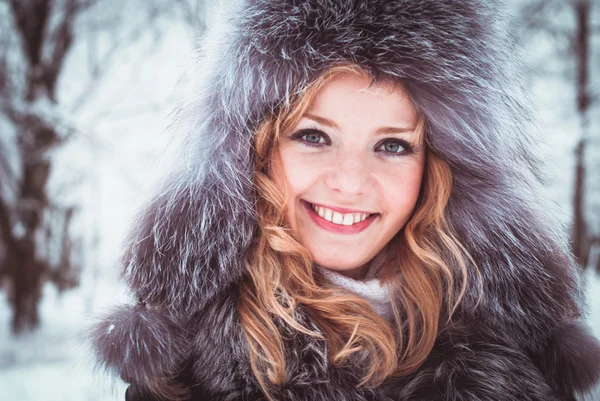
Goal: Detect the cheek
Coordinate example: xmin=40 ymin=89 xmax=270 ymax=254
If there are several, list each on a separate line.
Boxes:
xmin=383 ymin=162 xmax=425 ymax=220
xmin=279 ymin=147 xmax=326 ymax=192
xmin=272 ymin=149 xmax=321 ymax=224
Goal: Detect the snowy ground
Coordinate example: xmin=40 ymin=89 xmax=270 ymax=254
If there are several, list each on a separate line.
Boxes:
xmin=0 ymin=280 xmax=129 ymax=401
xmin=1 ymin=270 xmax=599 ymax=401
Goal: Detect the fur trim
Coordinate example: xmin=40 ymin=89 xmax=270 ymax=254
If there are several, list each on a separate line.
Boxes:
xmin=190 ymin=297 xmax=390 ymax=401
xmin=535 ymin=320 xmax=600 ymax=398
xmin=89 ymin=303 xmax=189 ymax=384
xmin=385 ymin=322 xmax=564 ymax=401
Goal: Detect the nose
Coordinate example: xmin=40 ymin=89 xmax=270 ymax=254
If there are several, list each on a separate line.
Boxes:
xmin=324 ymin=153 xmax=371 ymax=198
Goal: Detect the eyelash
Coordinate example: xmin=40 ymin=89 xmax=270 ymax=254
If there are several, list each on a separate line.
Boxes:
xmin=288 ymin=128 xmax=415 ymax=157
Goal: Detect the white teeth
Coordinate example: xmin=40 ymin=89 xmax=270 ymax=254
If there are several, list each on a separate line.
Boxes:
xmin=342 ymin=214 xmax=354 ymax=226
xmin=310 ymin=203 xmax=371 ymax=226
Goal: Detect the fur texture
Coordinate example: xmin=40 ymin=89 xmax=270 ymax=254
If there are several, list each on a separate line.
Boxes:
xmin=89 ymin=303 xmax=189 ymax=385
xmin=90 ymin=0 xmax=600 ymax=400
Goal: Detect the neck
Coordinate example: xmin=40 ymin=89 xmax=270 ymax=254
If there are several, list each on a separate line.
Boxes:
xmin=336 ymin=263 xmax=370 ymax=280
xmin=322 ymin=249 xmax=390 ymax=281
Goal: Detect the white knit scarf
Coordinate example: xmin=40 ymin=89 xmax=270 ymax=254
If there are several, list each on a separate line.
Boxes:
xmin=316 ymin=264 xmax=394 ymax=320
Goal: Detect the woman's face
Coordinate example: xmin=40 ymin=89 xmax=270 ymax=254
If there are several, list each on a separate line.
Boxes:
xmin=272 ymin=73 xmax=426 ymax=278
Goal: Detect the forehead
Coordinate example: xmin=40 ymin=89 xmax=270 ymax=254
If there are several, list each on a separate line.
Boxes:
xmin=306 ymin=73 xmax=418 ymax=126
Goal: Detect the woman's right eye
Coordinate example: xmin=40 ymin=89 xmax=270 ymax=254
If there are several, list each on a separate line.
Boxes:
xmin=289 ymin=128 xmax=330 ymax=147
xmin=304 ymin=131 xmax=323 ymax=144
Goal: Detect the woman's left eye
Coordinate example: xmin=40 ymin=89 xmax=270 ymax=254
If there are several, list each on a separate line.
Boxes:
xmin=376 ymin=139 xmax=414 ymax=156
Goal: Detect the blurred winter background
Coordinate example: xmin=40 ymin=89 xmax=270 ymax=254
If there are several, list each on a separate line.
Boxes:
xmin=0 ymin=0 xmax=598 ymax=400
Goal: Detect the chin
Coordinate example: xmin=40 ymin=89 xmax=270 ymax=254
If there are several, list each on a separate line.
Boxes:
xmin=312 ymin=254 xmax=369 ymax=272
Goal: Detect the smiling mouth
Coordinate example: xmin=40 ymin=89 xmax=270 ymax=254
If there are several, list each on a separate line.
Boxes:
xmin=303 ymin=200 xmax=378 ymax=227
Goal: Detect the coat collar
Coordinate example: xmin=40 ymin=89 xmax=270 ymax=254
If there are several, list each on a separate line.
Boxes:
xmin=93 ymin=289 xmax=600 ymax=400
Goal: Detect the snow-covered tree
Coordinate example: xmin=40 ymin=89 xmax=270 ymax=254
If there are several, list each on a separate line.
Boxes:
xmin=514 ymin=0 xmax=600 ymax=271
xmin=0 ymin=0 xmax=206 ymax=334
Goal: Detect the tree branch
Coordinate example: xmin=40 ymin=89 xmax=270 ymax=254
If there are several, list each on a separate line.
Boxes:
xmin=46 ymin=0 xmax=80 ymax=101
xmin=0 ymin=193 xmax=17 ymax=255
xmin=9 ymin=0 xmax=51 ymax=68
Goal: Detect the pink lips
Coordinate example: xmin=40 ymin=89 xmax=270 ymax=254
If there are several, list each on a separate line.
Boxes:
xmin=302 ymin=201 xmax=378 ymax=234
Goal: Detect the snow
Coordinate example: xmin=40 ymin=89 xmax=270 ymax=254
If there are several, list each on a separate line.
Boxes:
xmin=586 ymin=268 xmax=600 ymax=339
xmin=0 ymin=282 xmax=128 ymax=400
xmin=0 ymin=362 xmax=122 ymax=401
xmin=584 ymin=269 xmax=600 ymax=401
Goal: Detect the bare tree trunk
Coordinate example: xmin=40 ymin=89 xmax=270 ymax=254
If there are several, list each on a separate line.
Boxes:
xmin=2 ymin=0 xmax=75 ymax=333
xmin=7 ymin=112 xmax=59 ymax=333
xmin=570 ymin=0 xmax=591 ymax=269
xmin=572 ymin=140 xmax=589 ymax=268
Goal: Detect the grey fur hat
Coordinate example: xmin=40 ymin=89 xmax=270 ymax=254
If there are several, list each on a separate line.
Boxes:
xmin=90 ymin=0 xmax=600 ymax=399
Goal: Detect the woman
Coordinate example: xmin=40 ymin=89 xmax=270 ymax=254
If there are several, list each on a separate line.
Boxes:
xmin=90 ymin=0 xmax=600 ymax=400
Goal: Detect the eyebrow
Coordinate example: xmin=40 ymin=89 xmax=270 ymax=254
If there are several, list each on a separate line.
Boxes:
xmin=303 ymin=113 xmax=416 ymax=134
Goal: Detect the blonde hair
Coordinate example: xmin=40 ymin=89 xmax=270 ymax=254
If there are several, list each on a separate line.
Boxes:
xmin=238 ymin=63 xmax=480 ymax=400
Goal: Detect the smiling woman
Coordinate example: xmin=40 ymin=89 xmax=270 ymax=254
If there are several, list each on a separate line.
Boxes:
xmin=242 ymin=63 xmax=468 ymax=394
xmin=271 ymin=70 xmax=426 ymax=278
xmin=89 ymin=1 xmax=600 ymax=401
xmin=273 ymin=69 xmax=425 ymax=278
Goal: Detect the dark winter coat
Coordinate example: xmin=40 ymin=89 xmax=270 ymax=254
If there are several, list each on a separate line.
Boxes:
xmin=90 ymin=0 xmax=600 ymax=400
